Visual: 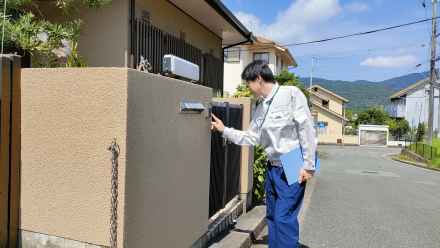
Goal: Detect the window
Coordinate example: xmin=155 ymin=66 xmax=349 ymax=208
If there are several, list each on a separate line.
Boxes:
xmin=253 ymin=52 xmax=270 ymax=63
xmin=322 ymin=99 xmax=329 ymax=108
xmin=224 ymin=48 xmax=241 ymax=63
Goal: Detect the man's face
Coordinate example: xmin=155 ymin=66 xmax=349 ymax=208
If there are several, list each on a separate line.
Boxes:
xmin=247 ymin=76 xmax=263 ymax=96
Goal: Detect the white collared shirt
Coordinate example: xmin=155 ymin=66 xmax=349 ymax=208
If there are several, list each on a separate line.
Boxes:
xmin=222 ymin=83 xmax=317 ymax=170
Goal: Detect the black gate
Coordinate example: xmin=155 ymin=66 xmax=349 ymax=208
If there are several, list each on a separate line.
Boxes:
xmin=209 ymin=102 xmax=242 ymax=217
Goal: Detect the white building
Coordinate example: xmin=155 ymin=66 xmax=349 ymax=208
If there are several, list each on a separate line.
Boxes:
xmin=388 ymin=78 xmax=440 ymax=132
xmin=223 ymin=36 xmax=297 ymax=96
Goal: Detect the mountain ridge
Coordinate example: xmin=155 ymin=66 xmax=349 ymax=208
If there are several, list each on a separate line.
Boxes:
xmin=298 ymin=71 xmax=429 ymax=111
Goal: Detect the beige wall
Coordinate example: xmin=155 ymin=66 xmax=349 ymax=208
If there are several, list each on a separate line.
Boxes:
xmin=21 ymin=68 xmax=213 ymax=247
xmin=38 ymin=0 xmax=129 ymax=67
xmin=21 ymin=68 xmax=128 ymax=247
xmin=223 ymin=61 xmax=244 ymax=96
xmin=344 ymin=135 xmax=359 ymax=145
xmin=316 ymin=110 xmax=343 ymax=141
xmin=313 ymin=89 xmax=344 ymax=115
xmin=124 ymin=71 xmax=212 ymax=248
xmin=78 ymin=0 xmax=130 ymax=67
xmin=136 ymin=0 xmax=222 ymax=59
xmin=224 ymin=47 xmax=281 ymax=96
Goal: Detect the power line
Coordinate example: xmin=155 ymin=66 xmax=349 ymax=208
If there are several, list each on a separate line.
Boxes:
xmin=287 ymin=17 xmax=440 ymax=47
xmin=225 ymin=16 xmax=440 ymax=53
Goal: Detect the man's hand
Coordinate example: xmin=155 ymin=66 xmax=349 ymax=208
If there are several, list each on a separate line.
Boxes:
xmin=211 ymin=114 xmax=225 ymax=133
xmin=298 ymin=169 xmax=314 ymax=184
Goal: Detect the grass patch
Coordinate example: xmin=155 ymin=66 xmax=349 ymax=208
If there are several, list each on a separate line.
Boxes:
xmin=397 ymin=150 xmax=440 ymax=171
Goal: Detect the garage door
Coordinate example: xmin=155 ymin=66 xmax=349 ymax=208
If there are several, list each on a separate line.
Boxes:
xmin=360 ymin=130 xmax=387 ymax=146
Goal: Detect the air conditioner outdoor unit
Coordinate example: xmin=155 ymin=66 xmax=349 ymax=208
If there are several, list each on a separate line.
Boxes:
xmin=162 ymin=54 xmax=200 ymax=82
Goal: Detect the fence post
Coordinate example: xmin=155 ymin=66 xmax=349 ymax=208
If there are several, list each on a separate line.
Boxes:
xmin=0 ymin=55 xmax=21 ymax=248
xmin=222 ymin=102 xmax=230 ymax=207
xmin=431 ymin=146 xmax=433 ymax=160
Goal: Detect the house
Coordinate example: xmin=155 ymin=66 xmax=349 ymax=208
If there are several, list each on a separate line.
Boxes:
xmin=223 ymin=36 xmax=297 ymax=96
xmin=308 ymin=85 xmax=350 ymax=144
xmin=39 ymin=0 xmax=252 ymax=94
xmin=388 ymin=78 xmax=439 ymax=132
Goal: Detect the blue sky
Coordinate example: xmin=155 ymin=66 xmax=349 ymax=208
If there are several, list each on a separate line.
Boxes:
xmin=222 ymin=0 xmax=434 ymax=82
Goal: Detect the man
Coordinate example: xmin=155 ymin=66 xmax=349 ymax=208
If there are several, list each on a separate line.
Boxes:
xmin=211 ymin=60 xmax=317 ymax=248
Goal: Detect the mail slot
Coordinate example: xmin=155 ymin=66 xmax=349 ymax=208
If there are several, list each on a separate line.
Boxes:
xmin=180 ymin=100 xmax=206 ymax=113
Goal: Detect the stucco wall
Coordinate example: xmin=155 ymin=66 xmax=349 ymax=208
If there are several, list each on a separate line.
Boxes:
xmin=136 ymin=0 xmax=222 ymax=59
xmin=311 ymin=88 xmax=344 ymax=115
xmin=405 ymin=87 xmax=439 ymax=130
xmin=79 ymin=0 xmax=129 ymax=67
xmin=224 ymin=47 xmax=281 ymax=96
xmin=223 ymin=61 xmax=243 ymax=96
xmin=316 ymin=110 xmax=343 ymax=139
xmin=124 ymin=71 xmax=212 ymax=247
xmin=37 ymin=0 xmax=129 ymax=67
xmin=21 ymin=68 xmax=128 ymax=247
xmin=21 ymin=68 xmax=213 ymax=247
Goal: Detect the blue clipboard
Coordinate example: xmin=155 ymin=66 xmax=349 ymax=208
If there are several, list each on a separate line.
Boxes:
xmin=280 ymin=147 xmax=320 ymax=186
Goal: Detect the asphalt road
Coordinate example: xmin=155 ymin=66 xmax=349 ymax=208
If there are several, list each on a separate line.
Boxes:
xmin=254 ymin=145 xmax=440 ymax=248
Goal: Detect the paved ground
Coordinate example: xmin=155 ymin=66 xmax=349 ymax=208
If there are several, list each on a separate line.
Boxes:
xmin=253 ymin=145 xmax=440 ymax=248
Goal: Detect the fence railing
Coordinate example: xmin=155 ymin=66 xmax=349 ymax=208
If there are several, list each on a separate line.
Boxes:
xmin=404 ymin=139 xmax=437 ymax=161
xmin=131 ymin=18 xmax=223 ymax=93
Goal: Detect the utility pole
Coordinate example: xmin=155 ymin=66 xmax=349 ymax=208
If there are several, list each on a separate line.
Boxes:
xmin=428 ymin=0 xmax=437 ymax=144
xmin=309 ymin=57 xmax=316 ymax=89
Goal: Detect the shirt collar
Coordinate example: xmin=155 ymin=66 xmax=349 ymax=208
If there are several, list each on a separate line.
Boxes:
xmin=263 ymin=83 xmax=279 ymax=104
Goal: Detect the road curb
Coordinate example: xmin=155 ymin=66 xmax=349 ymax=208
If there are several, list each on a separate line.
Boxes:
xmin=391 ymin=156 xmax=440 ymax=172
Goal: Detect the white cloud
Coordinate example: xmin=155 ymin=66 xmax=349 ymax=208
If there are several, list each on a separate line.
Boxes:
xmin=345 ymin=2 xmax=369 ymax=13
xmin=235 ymin=12 xmax=265 ymax=35
xmin=235 ymin=0 xmax=342 ymax=43
xmin=360 ymin=55 xmax=418 ymax=68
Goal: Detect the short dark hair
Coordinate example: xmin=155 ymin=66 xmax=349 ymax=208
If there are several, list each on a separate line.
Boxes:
xmin=241 ymin=60 xmax=275 ymax=83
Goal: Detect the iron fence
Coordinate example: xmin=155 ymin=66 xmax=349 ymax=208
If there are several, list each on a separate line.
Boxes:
xmin=404 ymin=139 xmax=437 ymax=161
xmin=131 ymin=18 xmax=223 ymax=93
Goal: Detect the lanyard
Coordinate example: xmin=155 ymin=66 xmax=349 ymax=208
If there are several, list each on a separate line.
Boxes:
xmin=258 ymin=85 xmax=281 ymax=129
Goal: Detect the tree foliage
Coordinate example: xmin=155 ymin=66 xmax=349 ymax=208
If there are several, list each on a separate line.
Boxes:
xmin=355 ymin=107 xmax=389 ymax=127
xmin=387 ymin=118 xmax=410 ymax=140
xmin=354 ymin=107 xmax=411 ymax=140
xmin=416 ymin=122 xmax=426 ymax=142
xmin=1 ymin=0 xmax=111 ymax=67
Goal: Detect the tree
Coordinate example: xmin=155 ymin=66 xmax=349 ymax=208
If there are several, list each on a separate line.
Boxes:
xmin=355 ymin=107 xmax=389 ymax=128
xmin=387 ymin=118 xmax=410 ymax=140
xmin=234 ymin=70 xmax=309 ymax=98
xmin=416 ymin=122 xmax=426 ymax=142
xmin=1 ymin=0 xmax=111 ymax=67
xmin=275 ymin=70 xmax=309 ymax=98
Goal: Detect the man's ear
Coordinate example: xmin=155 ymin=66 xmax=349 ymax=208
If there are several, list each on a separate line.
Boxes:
xmin=257 ymin=75 xmax=263 ymax=84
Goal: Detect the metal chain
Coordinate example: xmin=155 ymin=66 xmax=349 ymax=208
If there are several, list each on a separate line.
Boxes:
xmin=108 ymin=138 xmax=120 ymax=248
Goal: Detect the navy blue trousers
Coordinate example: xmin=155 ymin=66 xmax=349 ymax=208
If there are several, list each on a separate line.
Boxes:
xmin=265 ymin=165 xmax=306 ymax=248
